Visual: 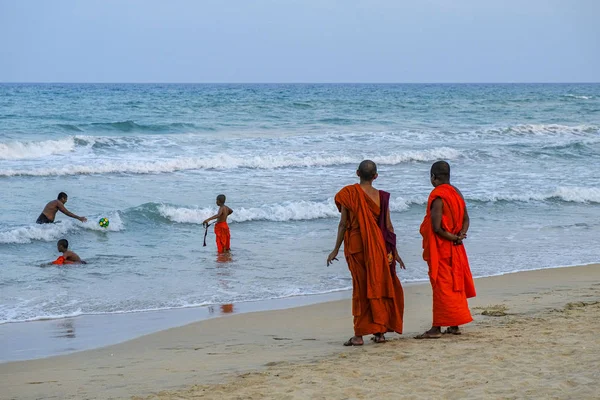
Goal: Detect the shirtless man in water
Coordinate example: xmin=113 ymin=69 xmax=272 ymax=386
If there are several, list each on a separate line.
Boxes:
xmin=37 ymin=192 xmax=87 ymax=224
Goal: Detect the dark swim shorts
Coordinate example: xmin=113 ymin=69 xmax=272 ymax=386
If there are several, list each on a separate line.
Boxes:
xmin=36 ymin=213 xmax=52 ymax=224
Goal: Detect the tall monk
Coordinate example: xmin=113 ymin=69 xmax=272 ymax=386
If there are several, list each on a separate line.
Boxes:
xmin=416 ymin=161 xmax=476 ymax=339
xmin=327 ymin=160 xmax=405 ymax=346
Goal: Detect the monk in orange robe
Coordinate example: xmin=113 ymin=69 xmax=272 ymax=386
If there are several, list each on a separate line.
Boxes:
xmin=417 ymin=161 xmax=476 ymax=339
xmin=327 ymin=160 xmax=405 ymax=346
xmin=203 ymin=194 xmax=233 ymax=253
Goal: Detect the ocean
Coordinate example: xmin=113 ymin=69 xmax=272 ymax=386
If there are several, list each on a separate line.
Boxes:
xmin=1 ymin=83 xmax=600 ymax=328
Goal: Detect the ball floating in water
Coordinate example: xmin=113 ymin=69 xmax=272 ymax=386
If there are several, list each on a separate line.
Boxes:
xmin=98 ymin=218 xmax=110 ymax=228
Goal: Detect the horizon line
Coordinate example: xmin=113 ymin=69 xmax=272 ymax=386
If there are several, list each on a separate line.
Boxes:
xmin=1 ymin=81 xmax=599 ymax=85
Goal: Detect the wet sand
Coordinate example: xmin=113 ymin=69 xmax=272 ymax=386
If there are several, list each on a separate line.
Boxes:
xmin=2 ymin=264 xmax=599 ymax=400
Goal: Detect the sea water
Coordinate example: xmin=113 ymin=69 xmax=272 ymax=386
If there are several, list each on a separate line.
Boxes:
xmin=1 ymin=83 xmax=599 ymax=325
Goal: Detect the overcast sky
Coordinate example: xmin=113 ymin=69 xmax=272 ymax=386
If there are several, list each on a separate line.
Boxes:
xmin=1 ymin=0 xmax=598 ymax=83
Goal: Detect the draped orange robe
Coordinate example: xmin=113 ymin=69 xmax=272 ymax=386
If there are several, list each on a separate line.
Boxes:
xmin=214 ymin=222 xmax=231 ymax=253
xmin=335 ymin=184 xmax=404 ymax=336
xmin=420 ymin=184 xmax=476 ymax=327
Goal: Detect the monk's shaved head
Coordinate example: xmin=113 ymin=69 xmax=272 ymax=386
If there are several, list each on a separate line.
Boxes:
xmin=357 ymin=160 xmax=378 ymax=181
xmin=431 ymin=161 xmax=450 ymax=181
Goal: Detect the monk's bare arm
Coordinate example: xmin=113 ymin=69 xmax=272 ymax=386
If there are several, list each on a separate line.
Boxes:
xmin=327 ymin=206 xmax=348 ymax=266
xmin=57 ymin=202 xmax=86 ymax=222
xmin=431 ymin=198 xmax=461 ymax=243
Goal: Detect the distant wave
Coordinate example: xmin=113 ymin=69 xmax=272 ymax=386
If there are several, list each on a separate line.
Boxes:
xmin=0 ymin=147 xmax=461 ymax=177
xmin=485 ymin=124 xmax=599 ymax=137
xmin=56 ymin=124 xmax=84 ymax=132
xmin=563 ymin=94 xmax=594 ymax=100
xmin=469 ymin=187 xmax=600 ymax=204
xmin=0 ymin=213 xmax=124 ymax=244
xmin=89 ymin=120 xmax=200 ymax=132
xmin=0 ymin=138 xmax=76 ymax=160
xmin=159 ymin=198 xmax=414 ymax=224
xmin=53 ymin=120 xmax=209 ymax=133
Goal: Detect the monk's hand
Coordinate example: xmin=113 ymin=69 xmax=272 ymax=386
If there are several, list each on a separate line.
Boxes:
xmin=327 ymin=250 xmax=339 ymax=266
xmin=454 ymin=232 xmax=466 ymax=245
xmin=395 ymin=253 xmax=406 ymax=269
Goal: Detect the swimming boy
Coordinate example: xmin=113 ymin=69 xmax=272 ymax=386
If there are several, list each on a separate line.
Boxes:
xmin=202 ymin=194 xmax=233 ymax=253
xmin=52 ymin=239 xmax=86 ymax=265
xmin=37 ymin=192 xmax=87 ymax=224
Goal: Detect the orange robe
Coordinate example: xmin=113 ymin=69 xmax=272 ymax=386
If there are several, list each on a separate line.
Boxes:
xmin=335 ymin=184 xmax=404 ymax=336
xmin=214 ymin=222 xmax=231 ymax=253
xmin=420 ymin=184 xmax=476 ymax=327
xmin=52 ymin=256 xmax=74 ymax=265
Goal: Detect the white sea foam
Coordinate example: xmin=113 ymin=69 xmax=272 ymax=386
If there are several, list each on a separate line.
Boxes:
xmin=563 ymin=94 xmax=593 ymax=100
xmin=158 ymin=198 xmax=413 ymax=224
xmin=551 ymin=187 xmax=600 ymax=203
xmin=488 ymin=124 xmax=598 ymax=137
xmin=0 ymin=147 xmax=461 ymax=176
xmin=0 ymin=212 xmax=124 ymax=244
xmin=0 ymin=138 xmax=76 ymax=160
xmin=0 ymin=222 xmax=74 ymax=244
xmin=468 ymin=187 xmax=600 ymax=204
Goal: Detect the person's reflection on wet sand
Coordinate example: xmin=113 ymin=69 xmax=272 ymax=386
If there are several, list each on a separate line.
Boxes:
xmin=53 ymin=319 xmax=76 ymax=338
xmin=220 ymin=304 xmax=234 ymax=314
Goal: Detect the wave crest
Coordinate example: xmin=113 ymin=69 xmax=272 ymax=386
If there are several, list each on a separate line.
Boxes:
xmin=0 ymin=147 xmax=461 ymax=177
xmin=0 ymin=213 xmax=124 ymax=244
xmin=488 ymin=124 xmax=598 ymax=136
xmin=158 ymin=198 xmax=413 ymax=224
xmin=0 ymin=138 xmax=76 ymax=160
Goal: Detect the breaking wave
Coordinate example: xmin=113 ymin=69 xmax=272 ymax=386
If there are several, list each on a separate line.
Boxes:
xmin=0 ymin=213 xmax=124 ymax=244
xmin=0 ymin=147 xmax=462 ymax=176
xmin=484 ymin=124 xmax=599 ymax=137
xmin=0 ymin=138 xmax=76 ymax=160
xmin=472 ymin=187 xmax=600 ymax=204
xmin=158 ymin=198 xmax=414 ymax=224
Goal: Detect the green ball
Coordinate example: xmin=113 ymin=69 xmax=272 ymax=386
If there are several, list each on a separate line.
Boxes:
xmin=99 ymin=218 xmax=109 ymax=228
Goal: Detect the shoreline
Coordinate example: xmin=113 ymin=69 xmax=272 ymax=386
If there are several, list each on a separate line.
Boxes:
xmin=2 ymin=263 xmax=599 ymax=399
xmin=2 ymin=261 xmax=599 ymax=363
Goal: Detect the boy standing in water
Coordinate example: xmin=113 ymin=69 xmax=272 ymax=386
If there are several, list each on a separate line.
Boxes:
xmin=203 ymin=194 xmax=233 ymax=253
xmin=52 ymin=239 xmax=86 ymax=264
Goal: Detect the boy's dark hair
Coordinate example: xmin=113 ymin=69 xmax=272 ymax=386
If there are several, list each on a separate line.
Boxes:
xmin=58 ymin=239 xmax=69 ymax=249
xmin=357 ymin=160 xmax=377 ymax=181
xmin=217 ymin=194 xmax=226 ymax=204
xmin=58 ymin=192 xmax=68 ymax=200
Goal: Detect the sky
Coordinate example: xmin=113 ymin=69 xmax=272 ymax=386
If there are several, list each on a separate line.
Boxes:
xmin=0 ymin=0 xmax=599 ymax=83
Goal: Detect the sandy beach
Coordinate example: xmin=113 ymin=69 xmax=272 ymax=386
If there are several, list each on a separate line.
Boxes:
xmin=2 ymin=264 xmax=600 ymax=400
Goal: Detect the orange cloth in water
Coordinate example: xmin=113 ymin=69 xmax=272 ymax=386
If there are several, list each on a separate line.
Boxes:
xmin=335 ymin=184 xmax=404 ymax=336
xmin=420 ymin=184 xmax=476 ymax=327
xmin=214 ymin=221 xmax=231 ymax=253
xmin=52 ymin=256 xmax=74 ymax=265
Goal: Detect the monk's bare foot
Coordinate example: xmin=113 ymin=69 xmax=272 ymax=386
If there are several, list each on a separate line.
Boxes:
xmin=414 ymin=327 xmax=442 ymax=339
xmin=370 ymin=333 xmax=387 ymax=343
xmin=443 ymin=326 xmax=461 ymax=335
xmin=343 ymin=336 xmax=363 ymax=346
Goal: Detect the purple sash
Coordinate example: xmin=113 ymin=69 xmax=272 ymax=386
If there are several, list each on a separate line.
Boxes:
xmin=378 ymin=190 xmax=397 ymax=276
